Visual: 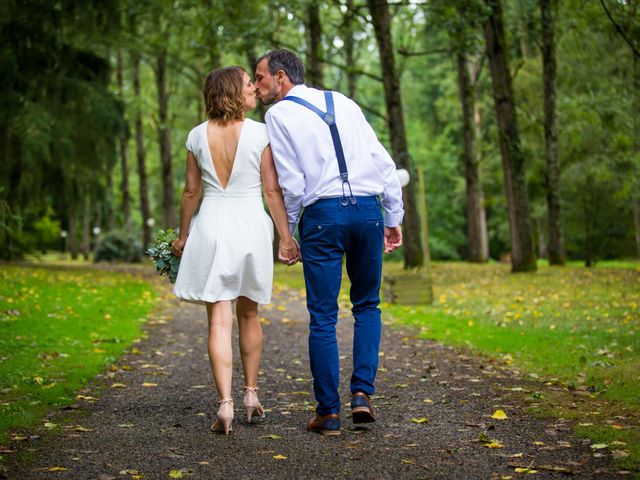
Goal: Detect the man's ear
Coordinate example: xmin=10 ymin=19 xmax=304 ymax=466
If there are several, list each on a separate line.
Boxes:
xmin=276 ymin=70 xmax=287 ymax=84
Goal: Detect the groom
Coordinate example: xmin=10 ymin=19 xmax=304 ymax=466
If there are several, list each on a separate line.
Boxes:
xmin=254 ymin=49 xmax=404 ymax=435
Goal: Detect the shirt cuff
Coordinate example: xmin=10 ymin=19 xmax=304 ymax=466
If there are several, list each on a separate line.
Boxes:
xmin=384 ymin=212 xmax=403 ymax=228
xmin=289 ymin=222 xmax=298 ymax=237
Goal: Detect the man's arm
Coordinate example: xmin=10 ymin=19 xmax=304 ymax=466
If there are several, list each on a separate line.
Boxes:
xmin=264 ymin=111 xmax=306 ymax=235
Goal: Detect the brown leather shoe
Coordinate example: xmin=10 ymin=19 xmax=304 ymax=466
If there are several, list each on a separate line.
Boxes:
xmin=307 ymin=413 xmax=341 ymax=435
xmin=351 ymin=392 xmax=376 ymax=424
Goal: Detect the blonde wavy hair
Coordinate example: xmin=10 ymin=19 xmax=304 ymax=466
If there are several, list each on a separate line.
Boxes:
xmin=203 ymin=66 xmax=246 ymax=124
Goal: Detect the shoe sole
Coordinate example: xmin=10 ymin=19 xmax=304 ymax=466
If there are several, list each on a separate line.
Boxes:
xmin=317 ymin=429 xmax=341 ymax=436
xmin=308 ymin=427 xmax=341 ymax=436
xmin=352 ymin=407 xmax=376 ymax=424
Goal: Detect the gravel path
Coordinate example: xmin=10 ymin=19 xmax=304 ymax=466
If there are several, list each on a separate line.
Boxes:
xmin=2 ymin=284 xmax=626 ymax=479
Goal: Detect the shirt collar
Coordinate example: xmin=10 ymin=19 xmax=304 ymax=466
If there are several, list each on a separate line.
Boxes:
xmin=284 ymin=84 xmax=308 ymax=97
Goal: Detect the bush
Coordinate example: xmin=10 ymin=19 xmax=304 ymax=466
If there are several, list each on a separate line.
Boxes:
xmin=94 ymin=230 xmax=143 ymax=263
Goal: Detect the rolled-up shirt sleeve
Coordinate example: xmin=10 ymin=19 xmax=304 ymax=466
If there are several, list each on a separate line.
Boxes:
xmin=359 ymin=110 xmax=404 ymax=228
xmin=265 ymin=110 xmax=306 ymax=235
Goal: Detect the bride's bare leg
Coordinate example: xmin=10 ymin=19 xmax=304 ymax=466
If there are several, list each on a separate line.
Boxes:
xmin=206 ymin=301 xmax=233 ymax=399
xmin=236 ymin=296 xmax=262 ymax=388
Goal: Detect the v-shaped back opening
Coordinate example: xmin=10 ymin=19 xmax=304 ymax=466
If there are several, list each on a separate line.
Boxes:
xmin=205 ymin=119 xmax=247 ymax=191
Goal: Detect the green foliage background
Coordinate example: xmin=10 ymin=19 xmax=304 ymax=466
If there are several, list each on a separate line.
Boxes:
xmin=0 ymin=0 xmax=637 ymax=261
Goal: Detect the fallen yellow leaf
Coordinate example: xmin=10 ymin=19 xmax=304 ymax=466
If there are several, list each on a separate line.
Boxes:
xmin=483 ymin=440 xmax=504 ymax=448
xmin=410 ymin=418 xmax=429 ymax=424
xmin=514 ymin=467 xmax=538 ymax=474
xmin=111 ymin=383 xmax=127 ymax=388
xmin=142 ymin=382 xmax=158 ymax=387
xmin=491 ymin=409 xmax=508 ymax=420
xmin=272 ymin=454 xmax=287 ymax=460
xmin=591 ymin=443 xmax=608 ymax=450
xmin=47 ymin=466 xmax=68 ymax=472
xmin=76 ymin=395 xmax=97 ymax=401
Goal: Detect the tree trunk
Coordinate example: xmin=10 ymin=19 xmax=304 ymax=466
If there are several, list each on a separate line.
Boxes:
xmin=540 ymin=0 xmax=564 ymax=265
xmin=343 ymin=0 xmax=357 ymax=98
xmin=537 ymin=216 xmax=548 ymax=258
xmin=367 ymin=0 xmax=424 ymax=269
xmin=456 ymin=48 xmax=488 ymax=262
xmin=133 ymin=53 xmax=152 ymax=248
xmin=67 ymin=202 xmax=78 ymax=260
xmin=82 ymin=191 xmax=90 ymax=261
xmin=473 ymin=89 xmax=489 ymax=260
xmin=305 ymin=3 xmax=323 ymax=88
xmin=117 ymin=49 xmax=131 ymax=226
xmin=105 ymin=157 xmax=115 ymax=231
xmin=633 ymin=53 xmax=640 ymax=258
xmin=583 ymin=178 xmax=595 ymax=267
xmin=634 ymin=198 xmax=640 ymax=259
xmin=483 ymin=0 xmax=537 ymax=272
xmin=155 ymin=51 xmax=176 ymax=229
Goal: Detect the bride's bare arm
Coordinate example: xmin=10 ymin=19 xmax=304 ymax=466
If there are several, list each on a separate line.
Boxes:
xmin=172 ymin=151 xmax=201 ymax=257
xmin=260 ymin=145 xmax=299 ymax=263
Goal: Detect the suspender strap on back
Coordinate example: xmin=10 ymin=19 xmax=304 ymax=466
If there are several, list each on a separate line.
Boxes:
xmin=281 ymin=91 xmax=356 ymax=205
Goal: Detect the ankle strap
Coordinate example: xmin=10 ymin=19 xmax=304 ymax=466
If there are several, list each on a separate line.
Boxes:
xmin=244 ymin=386 xmax=259 ymax=392
xmin=218 ymin=398 xmax=233 ymax=405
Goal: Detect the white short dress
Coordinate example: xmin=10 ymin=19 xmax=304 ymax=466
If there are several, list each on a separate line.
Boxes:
xmin=173 ymin=118 xmax=274 ymax=305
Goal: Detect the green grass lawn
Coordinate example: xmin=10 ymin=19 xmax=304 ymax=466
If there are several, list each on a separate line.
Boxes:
xmin=274 ymin=260 xmax=640 ymax=469
xmin=0 ymin=264 xmax=158 ymax=443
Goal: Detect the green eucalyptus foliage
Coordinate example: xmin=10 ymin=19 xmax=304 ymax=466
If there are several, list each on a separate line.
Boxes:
xmin=145 ymin=228 xmax=180 ymax=283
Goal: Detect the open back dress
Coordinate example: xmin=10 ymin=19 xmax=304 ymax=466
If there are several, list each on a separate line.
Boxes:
xmin=173 ymin=118 xmax=274 ymax=305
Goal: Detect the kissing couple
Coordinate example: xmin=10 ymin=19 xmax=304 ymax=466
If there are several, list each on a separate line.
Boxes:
xmin=172 ymin=49 xmax=403 ymax=435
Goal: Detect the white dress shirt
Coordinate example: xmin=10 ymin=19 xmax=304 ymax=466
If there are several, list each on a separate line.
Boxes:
xmin=265 ymin=84 xmax=405 ymax=235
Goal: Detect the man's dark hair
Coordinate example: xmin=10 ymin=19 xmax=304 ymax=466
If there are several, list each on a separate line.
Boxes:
xmin=257 ymin=49 xmax=305 ymax=85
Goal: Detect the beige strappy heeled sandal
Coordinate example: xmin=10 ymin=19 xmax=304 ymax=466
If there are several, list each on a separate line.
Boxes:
xmin=243 ymin=386 xmax=264 ymax=423
xmin=211 ymin=398 xmax=234 ymax=434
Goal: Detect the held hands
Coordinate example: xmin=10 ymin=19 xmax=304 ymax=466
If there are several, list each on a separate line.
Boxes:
xmin=384 ymin=226 xmax=403 ymax=254
xmin=172 ymin=237 xmax=187 ymax=257
xmin=278 ymin=238 xmax=301 ymax=265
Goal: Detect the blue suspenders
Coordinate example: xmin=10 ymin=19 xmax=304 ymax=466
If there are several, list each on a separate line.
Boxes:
xmin=281 ymin=91 xmax=357 ymax=206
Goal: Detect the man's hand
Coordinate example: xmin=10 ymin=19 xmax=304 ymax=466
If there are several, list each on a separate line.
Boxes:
xmin=172 ymin=238 xmax=187 ymax=257
xmin=278 ymin=238 xmax=301 ymax=265
xmin=383 ymin=226 xmax=402 ymax=254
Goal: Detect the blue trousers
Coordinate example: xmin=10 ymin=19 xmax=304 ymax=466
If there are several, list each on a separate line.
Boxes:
xmin=299 ymin=196 xmax=384 ymax=416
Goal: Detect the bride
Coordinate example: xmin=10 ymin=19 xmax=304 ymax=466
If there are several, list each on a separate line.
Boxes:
xmin=171 ymin=66 xmax=299 ymax=434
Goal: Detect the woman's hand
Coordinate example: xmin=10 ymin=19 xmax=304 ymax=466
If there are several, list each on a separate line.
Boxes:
xmin=278 ymin=238 xmax=301 ymax=265
xmin=172 ymin=237 xmax=187 ymax=257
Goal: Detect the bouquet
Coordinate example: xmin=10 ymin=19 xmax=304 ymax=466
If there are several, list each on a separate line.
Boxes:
xmin=145 ymin=228 xmax=181 ymax=283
